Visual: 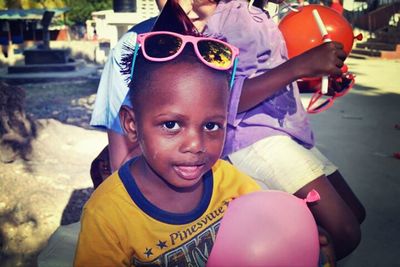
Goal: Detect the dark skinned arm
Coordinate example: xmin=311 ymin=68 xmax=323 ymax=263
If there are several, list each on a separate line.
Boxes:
xmin=238 ymin=42 xmax=346 ymax=113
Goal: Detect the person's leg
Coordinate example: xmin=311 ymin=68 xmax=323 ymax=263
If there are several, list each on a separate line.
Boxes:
xmin=327 ymin=171 xmax=366 ymax=224
xmin=328 ymin=171 xmax=366 ymax=224
xmin=310 ymin=148 xmax=366 ymax=224
xmin=228 ymin=135 xmax=325 ymax=194
xmin=295 ymin=175 xmax=361 ymax=260
xmin=229 ymin=136 xmax=362 ymax=260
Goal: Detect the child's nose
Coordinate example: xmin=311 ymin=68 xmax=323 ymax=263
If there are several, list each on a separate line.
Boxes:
xmin=181 ymin=129 xmax=206 ymax=154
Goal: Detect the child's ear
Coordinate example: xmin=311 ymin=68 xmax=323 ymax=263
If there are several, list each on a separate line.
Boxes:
xmin=119 ymin=105 xmax=138 ymax=142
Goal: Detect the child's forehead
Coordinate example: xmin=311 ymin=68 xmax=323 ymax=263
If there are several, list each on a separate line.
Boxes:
xmin=131 ymin=55 xmax=229 ymax=109
xmin=138 ymin=63 xmax=228 ymax=104
xmin=151 ymin=69 xmax=224 ymax=94
xmin=148 ymin=60 xmax=224 ymax=85
xmin=133 ymin=79 xmax=229 ymax=121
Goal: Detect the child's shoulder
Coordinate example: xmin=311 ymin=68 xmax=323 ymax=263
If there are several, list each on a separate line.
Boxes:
xmin=212 ymin=158 xmax=235 ymax=171
xmin=212 ymin=159 xmax=247 ymax=178
xmin=212 ymin=159 xmax=262 ymax=193
xmin=212 ymin=159 xmax=257 ymax=183
xmin=84 ymin=172 xmax=126 ymax=210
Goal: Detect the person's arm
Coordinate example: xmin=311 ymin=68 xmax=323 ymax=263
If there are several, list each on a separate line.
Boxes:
xmin=238 ymin=42 xmax=346 ymax=113
xmin=107 ymin=129 xmax=141 ymax=172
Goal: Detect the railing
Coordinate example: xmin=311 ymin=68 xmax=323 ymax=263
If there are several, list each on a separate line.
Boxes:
xmin=349 ymin=2 xmax=400 ymax=31
xmin=367 ymin=2 xmax=400 ymax=31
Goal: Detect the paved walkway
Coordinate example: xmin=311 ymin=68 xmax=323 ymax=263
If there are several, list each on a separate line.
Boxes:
xmin=0 ymin=63 xmax=100 ymax=84
xmin=302 ymin=56 xmax=400 ymax=266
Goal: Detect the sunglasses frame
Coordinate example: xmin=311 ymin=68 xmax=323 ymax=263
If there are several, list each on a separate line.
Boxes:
xmin=306 ymin=74 xmax=355 ymax=114
xmin=138 ymin=31 xmax=239 ymax=70
xmin=130 ymin=31 xmax=239 ymax=89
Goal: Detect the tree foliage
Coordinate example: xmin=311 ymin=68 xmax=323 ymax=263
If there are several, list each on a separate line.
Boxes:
xmin=64 ymin=0 xmax=112 ymax=24
xmin=0 ymin=0 xmax=65 ymax=9
xmin=0 ymin=0 xmax=23 ymax=8
xmin=0 ymin=0 xmax=112 ymax=25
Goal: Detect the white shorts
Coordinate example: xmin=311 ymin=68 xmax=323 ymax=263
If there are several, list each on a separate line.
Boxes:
xmin=228 ymin=135 xmax=337 ymax=194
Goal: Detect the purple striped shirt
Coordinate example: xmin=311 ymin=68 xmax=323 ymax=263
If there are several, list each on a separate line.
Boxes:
xmin=203 ymin=0 xmax=314 ymax=156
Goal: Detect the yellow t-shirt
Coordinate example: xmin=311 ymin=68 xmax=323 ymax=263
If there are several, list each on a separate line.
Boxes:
xmin=74 ymin=159 xmax=261 ymax=267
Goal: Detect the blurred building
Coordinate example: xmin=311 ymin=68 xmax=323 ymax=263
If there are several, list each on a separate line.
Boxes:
xmin=86 ymin=0 xmax=159 ymax=49
xmin=0 ymin=8 xmax=70 ymax=46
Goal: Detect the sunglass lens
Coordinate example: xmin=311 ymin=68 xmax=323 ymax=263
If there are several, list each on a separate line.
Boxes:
xmin=312 ymin=99 xmax=330 ymax=113
xmin=336 ymin=76 xmax=353 ymax=95
xmin=198 ymin=40 xmax=232 ymax=68
xmin=145 ymin=34 xmax=182 ymax=58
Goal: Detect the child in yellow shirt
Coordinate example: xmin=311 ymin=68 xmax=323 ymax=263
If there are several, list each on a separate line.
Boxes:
xmin=74 ymin=31 xmax=262 ymax=266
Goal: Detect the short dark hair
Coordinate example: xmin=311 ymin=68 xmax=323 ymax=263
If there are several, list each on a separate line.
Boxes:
xmin=127 ymin=46 xmax=230 ymax=110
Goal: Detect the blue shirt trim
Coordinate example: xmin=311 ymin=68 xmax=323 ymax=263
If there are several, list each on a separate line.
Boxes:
xmin=118 ymin=158 xmax=214 ymax=225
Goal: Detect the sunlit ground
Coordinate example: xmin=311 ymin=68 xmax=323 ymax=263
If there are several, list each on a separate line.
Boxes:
xmin=346 ymin=56 xmax=400 ymax=96
xmin=302 ymin=56 xmax=400 ymax=266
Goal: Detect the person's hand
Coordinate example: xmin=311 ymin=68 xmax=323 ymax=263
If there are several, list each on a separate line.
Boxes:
xmin=318 ymin=227 xmax=337 ymax=267
xmin=294 ymin=41 xmax=346 ymax=79
xmin=90 ymin=146 xmax=112 ymax=189
xmin=328 ymin=72 xmax=354 ymax=96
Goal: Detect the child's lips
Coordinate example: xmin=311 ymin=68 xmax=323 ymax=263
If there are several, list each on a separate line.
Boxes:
xmin=173 ymin=164 xmax=205 ymax=180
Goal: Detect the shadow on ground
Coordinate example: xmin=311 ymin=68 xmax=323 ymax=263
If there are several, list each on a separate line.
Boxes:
xmin=23 ymin=80 xmax=100 ymax=130
xmin=61 ymin=188 xmax=94 ymax=226
xmin=309 ymin=87 xmax=400 ymax=267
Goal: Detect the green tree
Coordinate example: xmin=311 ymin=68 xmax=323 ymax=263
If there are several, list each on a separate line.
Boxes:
xmin=0 ymin=0 xmax=65 ymax=9
xmin=0 ymin=0 xmax=112 ymax=26
xmin=0 ymin=0 xmax=23 ymax=8
xmin=30 ymin=0 xmax=48 ymax=8
xmin=64 ymin=0 xmax=112 ymax=24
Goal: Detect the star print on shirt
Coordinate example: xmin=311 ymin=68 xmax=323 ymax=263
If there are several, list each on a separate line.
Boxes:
xmin=156 ymin=240 xmax=168 ymax=249
xmin=144 ymin=248 xmax=153 ymax=258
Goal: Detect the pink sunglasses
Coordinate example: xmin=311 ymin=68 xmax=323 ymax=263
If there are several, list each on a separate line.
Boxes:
xmin=136 ymin=31 xmax=239 ymax=70
xmin=307 ymin=73 xmax=355 ymax=114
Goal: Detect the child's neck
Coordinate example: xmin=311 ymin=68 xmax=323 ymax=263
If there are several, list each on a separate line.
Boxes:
xmin=131 ymin=157 xmax=205 ymax=214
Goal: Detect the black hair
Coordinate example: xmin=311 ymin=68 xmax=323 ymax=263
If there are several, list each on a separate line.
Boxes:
xmin=124 ymin=46 xmax=230 ymax=109
xmin=251 ymin=0 xmax=268 ymax=9
xmin=118 ymin=0 xmax=232 ymax=110
xmin=152 ymin=0 xmax=200 ymax=36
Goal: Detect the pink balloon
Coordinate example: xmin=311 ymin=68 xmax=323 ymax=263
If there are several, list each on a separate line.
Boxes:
xmin=207 ymin=190 xmax=320 ymax=267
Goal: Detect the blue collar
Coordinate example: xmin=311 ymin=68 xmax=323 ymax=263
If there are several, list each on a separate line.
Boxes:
xmin=118 ymin=158 xmax=213 ymax=225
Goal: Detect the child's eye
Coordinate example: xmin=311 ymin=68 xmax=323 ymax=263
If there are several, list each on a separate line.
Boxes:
xmin=162 ymin=121 xmax=180 ymax=130
xmin=204 ymin=122 xmax=220 ymax=132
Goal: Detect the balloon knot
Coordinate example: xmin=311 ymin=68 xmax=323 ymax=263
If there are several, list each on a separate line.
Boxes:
xmin=354 ymin=33 xmax=363 ymax=41
xmin=304 ymin=189 xmax=320 ymax=203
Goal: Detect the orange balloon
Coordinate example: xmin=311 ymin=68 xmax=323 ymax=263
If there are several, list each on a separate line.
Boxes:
xmin=279 ymin=5 xmax=356 ymax=58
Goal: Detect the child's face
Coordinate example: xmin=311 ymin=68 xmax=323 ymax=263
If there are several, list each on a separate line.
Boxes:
xmin=127 ymin=62 xmax=229 ymax=189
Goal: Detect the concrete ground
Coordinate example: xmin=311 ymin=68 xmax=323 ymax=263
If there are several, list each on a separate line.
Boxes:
xmin=0 ymin=63 xmax=100 ymax=84
xmin=302 ymin=56 xmax=400 ymax=266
